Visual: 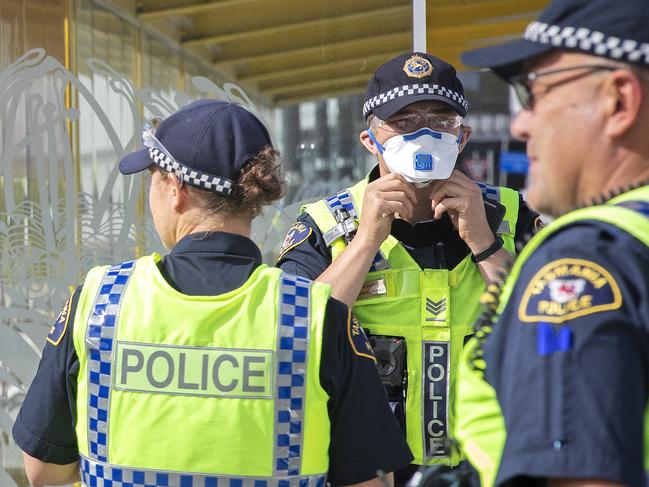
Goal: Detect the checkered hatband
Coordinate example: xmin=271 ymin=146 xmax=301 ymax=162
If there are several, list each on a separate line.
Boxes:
xmin=362 ymin=83 xmax=469 ymax=119
xmin=85 ymin=260 xmax=135 ymax=463
xmin=525 ymin=21 xmax=649 ymax=65
xmin=148 ymin=148 xmax=235 ymax=196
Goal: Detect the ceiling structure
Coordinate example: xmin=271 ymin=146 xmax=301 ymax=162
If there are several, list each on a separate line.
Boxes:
xmin=136 ymin=0 xmax=548 ymax=106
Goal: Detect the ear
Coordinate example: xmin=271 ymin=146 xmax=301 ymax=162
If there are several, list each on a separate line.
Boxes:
xmin=167 ymin=173 xmax=188 ymax=212
xmin=359 ymin=129 xmax=380 ymax=156
xmin=602 ymin=69 xmax=644 ymax=139
xmin=459 ymin=126 xmax=472 ymax=152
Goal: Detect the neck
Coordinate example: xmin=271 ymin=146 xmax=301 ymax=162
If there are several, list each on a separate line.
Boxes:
xmin=175 ymin=211 xmax=252 ymax=242
xmin=577 ymin=151 xmax=649 ymax=207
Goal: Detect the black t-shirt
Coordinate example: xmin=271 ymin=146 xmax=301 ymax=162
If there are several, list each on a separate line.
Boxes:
xmin=277 ymin=169 xmax=541 ymax=277
xmin=483 ymin=220 xmax=649 ymax=487
xmin=12 ymin=231 xmax=412 ymax=485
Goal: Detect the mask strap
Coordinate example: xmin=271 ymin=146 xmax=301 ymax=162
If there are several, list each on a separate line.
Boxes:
xmin=367 ymin=128 xmax=386 ymax=154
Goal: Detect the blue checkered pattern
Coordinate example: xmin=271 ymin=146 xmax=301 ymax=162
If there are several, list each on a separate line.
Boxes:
xmin=616 ymin=200 xmax=649 ymax=217
xmin=81 ymin=456 xmax=326 ymax=487
xmin=324 ymin=190 xmax=390 ymax=271
xmin=85 ymin=261 xmax=135 ymax=463
xmin=274 ymin=274 xmax=312 ymax=477
xmin=324 ymin=190 xmax=357 ymax=219
xmin=475 ymin=182 xmax=500 ymax=202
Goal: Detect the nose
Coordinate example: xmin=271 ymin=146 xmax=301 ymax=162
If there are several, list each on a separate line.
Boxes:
xmin=510 ymin=109 xmax=532 ymax=141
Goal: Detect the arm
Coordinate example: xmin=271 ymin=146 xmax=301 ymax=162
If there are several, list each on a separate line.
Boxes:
xmin=13 ymin=288 xmax=82 ymax=483
xmin=429 ymin=171 xmax=513 ymax=284
xmin=321 ymin=301 xmax=413 ymax=485
xmin=22 ymin=452 xmax=79 ymax=487
xmin=549 ymin=480 xmax=626 ymax=487
xmin=343 ymin=472 xmax=394 ymax=487
xmin=483 ymin=223 xmax=649 ymax=487
xmin=316 ymin=174 xmax=417 ymax=307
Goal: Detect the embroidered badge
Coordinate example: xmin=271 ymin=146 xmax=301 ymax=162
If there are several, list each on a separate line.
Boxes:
xmin=48 ymin=288 xmax=76 ymax=346
xmin=347 ymin=313 xmax=376 ymax=361
xmin=519 ymin=258 xmax=622 ymax=323
xmin=403 ymin=55 xmax=433 ymax=79
xmin=278 ymin=222 xmax=312 ymax=259
xmin=534 ymin=216 xmax=545 ymax=232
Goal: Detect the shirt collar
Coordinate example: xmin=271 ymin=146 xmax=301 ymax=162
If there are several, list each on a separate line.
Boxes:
xmin=170 ymin=231 xmax=262 ymax=266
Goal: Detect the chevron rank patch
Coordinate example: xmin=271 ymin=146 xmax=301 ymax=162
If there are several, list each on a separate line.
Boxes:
xmin=47 ymin=288 xmax=76 ymax=346
xmin=347 ymin=313 xmax=375 ymax=362
xmin=519 ymin=258 xmax=622 ymax=323
xmin=278 ymin=222 xmax=312 ymax=259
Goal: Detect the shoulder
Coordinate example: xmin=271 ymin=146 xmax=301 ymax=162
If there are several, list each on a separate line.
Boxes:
xmin=278 ymin=214 xmax=320 ymax=259
xmin=513 ymin=219 xmax=649 ymax=327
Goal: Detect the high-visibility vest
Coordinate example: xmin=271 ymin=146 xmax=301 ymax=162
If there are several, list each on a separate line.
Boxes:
xmin=72 ymin=254 xmax=331 ymax=486
xmin=455 ymin=185 xmax=649 ymax=486
xmin=304 ymin=177 xmax=520 ymax=465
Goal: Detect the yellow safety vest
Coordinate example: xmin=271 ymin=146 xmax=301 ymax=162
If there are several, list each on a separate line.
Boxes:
xmin=304 ymin=177 xmax=520 ymax=466
xmin=72 ymin=254 xmax=331 ymax=486
xmin=455 ymin=185 xmax=649 ymax=487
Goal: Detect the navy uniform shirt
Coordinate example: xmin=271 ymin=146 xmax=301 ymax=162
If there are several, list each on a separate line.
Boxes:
xmin=12 ymin=231 xmax=413 ymax=485
xmin=277 ymin=168 xmax=541 ymax=277
xmin=483 ymin=220 xmax=649 ymax=487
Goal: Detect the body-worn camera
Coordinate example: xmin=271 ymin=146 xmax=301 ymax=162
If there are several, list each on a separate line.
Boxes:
xmin=365 ymin=332 xmax=407 ymax=403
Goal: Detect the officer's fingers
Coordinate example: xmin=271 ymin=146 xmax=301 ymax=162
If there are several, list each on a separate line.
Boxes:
xmin=373 ymin=178 xmax=418 ymax=205
xmin=381 ymin=200 xmax=413 ymax=221
xmin=429 ymin=187 xmax=450 ymax=207
xmin=433 ymin=197 xmax=464 ymax=219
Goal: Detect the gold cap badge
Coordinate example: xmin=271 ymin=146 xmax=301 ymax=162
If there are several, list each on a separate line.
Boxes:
xmin=403 ymin=55 xmax=433 ymax=78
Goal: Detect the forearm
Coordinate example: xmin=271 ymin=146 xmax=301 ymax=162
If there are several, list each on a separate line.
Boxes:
xmin=22 ymin=452 xmax=80 ymax=487
xmin=342 ymin=472 xmax=393 ymax=487
xmin=475 ymin=247 xmax=514 ymax=284
xmin=316 ymin=237 xmax=380 ymax=307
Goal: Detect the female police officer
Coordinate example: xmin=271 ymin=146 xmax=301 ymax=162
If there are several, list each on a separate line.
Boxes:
xmin=12 ymin=99 xmax=412 ymax=487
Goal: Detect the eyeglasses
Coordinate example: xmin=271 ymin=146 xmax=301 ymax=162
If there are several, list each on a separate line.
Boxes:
xmin=142 ymin=117 xmax=184 ymax=180
xmin=374 ymin=112 xmax=463 ymax=134
xmin=509 ymin=64 xmax=619 ymax=111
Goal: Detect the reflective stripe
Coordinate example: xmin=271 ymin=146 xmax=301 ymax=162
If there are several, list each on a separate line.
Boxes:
xmin=475 ymin=181 xmax=500 ymax=202
xmin=274 ymin=274 xmax=311 ymax=476
xmin=80 ymin=456 xmax=327 ymax=487
xmin=324 ymin=190 xmax=390 ymax=271
xmin=324 ymin=191 xmax=357 ymax=219
xmin=616 ymin=200 xmax=649 ymax=217
xmin=85 ymin=260 xmax=135 ymax=462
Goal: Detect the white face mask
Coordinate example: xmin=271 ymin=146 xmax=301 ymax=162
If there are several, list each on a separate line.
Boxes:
xmin=368 ymin=127 xmax=461 ymax=186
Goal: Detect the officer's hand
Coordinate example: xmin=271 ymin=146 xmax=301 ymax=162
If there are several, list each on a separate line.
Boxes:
xmin=429 ymin=170 xmax=494 ymax=253
xmin=356 ymin=173 xmax=417 ymax=249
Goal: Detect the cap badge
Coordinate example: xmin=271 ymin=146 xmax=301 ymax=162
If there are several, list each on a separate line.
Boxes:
xmin=403 ymin=55 xmax=433 ymax=78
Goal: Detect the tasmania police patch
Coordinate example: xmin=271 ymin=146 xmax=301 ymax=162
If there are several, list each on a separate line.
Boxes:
xmin=347 ymin=313 xmax=376 ymax=361
xmin=519 ymin=258 xmax=622 ymax=323
xmin=279 ymin=222 xmax=312 ymax=258
xmin=47 ymin=289 xmax=76 ymax=346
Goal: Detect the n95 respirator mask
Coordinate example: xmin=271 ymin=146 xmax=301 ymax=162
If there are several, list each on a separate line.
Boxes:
xmin=368 ymin=127 xmax=460 ymax=186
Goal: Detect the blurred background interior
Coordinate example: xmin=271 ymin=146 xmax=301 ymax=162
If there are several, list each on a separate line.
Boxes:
xmin=0 ymin=1 xmax=546 ymax=485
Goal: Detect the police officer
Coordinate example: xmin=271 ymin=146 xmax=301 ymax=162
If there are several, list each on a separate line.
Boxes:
xmin=454 ymin=1 xmax=649 ymax=486
xmin=12 ymin=100 xmax=413 ymax=487
xmin=277 ymin=53 xmax=541 ymax=482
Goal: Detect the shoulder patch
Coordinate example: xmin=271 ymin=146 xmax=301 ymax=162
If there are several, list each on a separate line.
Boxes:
xmin=47 ymin=288 xmax=76 ymax=346
xmin=278 ymin=222 xmax=312 ymax=259
xmin=534 ymin=216 xmax=545 ymax=232
xmin=519 ymin=258 xmax=622 ymax=323
xmin=347 ymin=313 xmax=376 ymax=361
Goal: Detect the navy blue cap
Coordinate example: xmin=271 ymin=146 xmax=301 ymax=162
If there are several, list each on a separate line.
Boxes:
xmin=363 ymin=52 xmax=468 ymax=120
xmin=119 ymin=99 xmax=272 ymax=196
xmin=462 ymin=0 xmax=649 ymax=78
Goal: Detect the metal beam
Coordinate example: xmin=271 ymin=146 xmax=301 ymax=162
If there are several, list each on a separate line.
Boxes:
xmin=214 ymin=32 xmax=408 ymax=66
xmin=239 ymin=19 xmax=529 ymax=84
xmin=273 ymin=86 xmax=367 ymax=106
xmin=242 ymin=51 xmax=404 ymax=85
xmin=182 ymin=5 xmax=411 ymax=47
xmin=265 ymin=74 xmax=372 ymax=97
xmin=183 ymin=0 xmax=544 ymax=48
xmin=138 ymin=0 xmax=258 ymax=21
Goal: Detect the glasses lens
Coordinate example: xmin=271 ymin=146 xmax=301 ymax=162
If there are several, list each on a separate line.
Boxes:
xmin=512 ymin=82 xmax=532 ymax=110
xmin=382 ymin=113 xmax=462 ymax=133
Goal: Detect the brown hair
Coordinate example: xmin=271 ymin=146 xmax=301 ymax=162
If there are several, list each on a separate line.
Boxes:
xmin=185 ymin=145 xmax=285 ymax=218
